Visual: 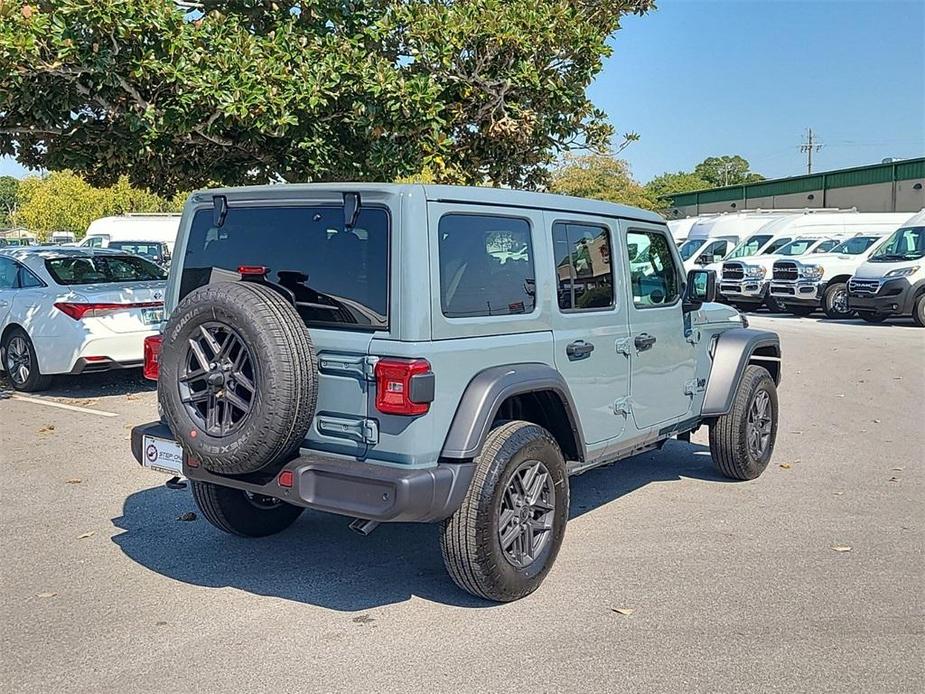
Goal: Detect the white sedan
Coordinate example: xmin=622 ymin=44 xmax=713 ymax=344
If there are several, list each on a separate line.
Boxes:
xmin=0 ymin=247 xmax=166 ymax=391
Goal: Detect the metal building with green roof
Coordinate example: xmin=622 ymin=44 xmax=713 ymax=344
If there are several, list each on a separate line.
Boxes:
xmin=663 ymin=157 xmax=924 ymax=218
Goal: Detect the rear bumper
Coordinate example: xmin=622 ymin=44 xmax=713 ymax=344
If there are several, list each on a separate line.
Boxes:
xmin=71 ymin=357 xmax=143 ymax=375
xmin=847 ymin=278 xmax=914 ymax=316
xmin=769 ymin=280 xmax=823 ymax=307
xmin=130 ymin=421 xmax=474 ymax=523
xmin=36 ymin=330 xmax=155 ymax=375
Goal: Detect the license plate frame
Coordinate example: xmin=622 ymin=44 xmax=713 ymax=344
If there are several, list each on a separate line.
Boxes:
xmin=141 ymin=435 xmax=184 ymax=475
xmin=141 ymin=307 xmax=164 ymax=325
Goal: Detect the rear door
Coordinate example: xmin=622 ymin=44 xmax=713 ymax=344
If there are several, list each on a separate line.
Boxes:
xmin=547 ymin=213 xmax=631 ymax=444
xmin=178 ymin=201 xmax=392 ymax=459
xmin=622 ymin=223 xmax=697 ymax=430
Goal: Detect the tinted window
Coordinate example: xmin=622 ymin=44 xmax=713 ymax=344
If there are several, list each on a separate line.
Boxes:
xmin=553 ymin=222 xmax=614 ymax=311
xmin=678 ymin=238 xmax=706 ymax=261
xmin=776 ymin=238 xmax=818 ymax=256
xmin=182 ymin=206 xmax=390 ymax=330
xmin=869 ymin=226 xmax=925 ymax=261
xmin=45 ymin=255 xmax=166 ymax=285
xmin=699 ymin=239 xmax=730 ymax=261
xmin=0 ymin=257 xmax=16 ymax=289
xmin=108 ymin=242 xmax=165 ymax=262
xmin=627 ymin=230 xmax=681 ymax=308
xmin=811 ymin=239 xmax=840 ymax=254
xmin=439 ymin=214 xmax=535 ymax=318
xmin=18 ymin=265 xmax=44 ymax=288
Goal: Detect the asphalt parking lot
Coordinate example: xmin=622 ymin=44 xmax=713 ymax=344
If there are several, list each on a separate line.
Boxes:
xmin=1 ymin=314 xmax=922 ymax=693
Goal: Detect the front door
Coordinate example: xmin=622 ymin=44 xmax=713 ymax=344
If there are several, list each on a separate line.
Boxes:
xmin=623 ymin=224 xmax=697 ymax=430
xmin=547 ymin=213 xmax=631 ymax=445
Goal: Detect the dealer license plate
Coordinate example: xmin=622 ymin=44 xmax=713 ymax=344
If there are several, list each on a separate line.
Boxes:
xmin=141 ymin=307 xmax=164 ymax=325
xmin=142 ymin=435 xmax=184 ymax=475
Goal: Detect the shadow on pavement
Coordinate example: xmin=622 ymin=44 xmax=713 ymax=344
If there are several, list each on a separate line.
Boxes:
xmin=112 ymin=440 xmax=729 ymax=611
xmin=35 ymin=369 xmax=155 ymax=399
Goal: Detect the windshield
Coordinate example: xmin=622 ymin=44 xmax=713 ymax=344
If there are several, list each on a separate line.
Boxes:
xmin=45 ymin=255 xmax=166 ymax=285
xmin=775 ymin=238 xmax=819 ymax=256
xmin=727 ymin=234 xmax=772 ymax=259
xmin=678 ymin=238 xmax=706 ymax=261
xmin=868 ymin=226 xmax=925 ymax=262
xmin=182 ymin=205 xmax=390 ymax=330
xmin=829 ymin=236 xmax=880 ymax=255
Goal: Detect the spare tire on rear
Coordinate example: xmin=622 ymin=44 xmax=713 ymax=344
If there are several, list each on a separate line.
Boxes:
xmin=158 ymin=281 xmax=317 ymax=475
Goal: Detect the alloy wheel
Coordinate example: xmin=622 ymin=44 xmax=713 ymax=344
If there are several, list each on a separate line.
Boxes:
xmin=6 ymin=336 xmax=31 ymax=385
xmin=746 ymin=389 xmax=773 ymax=458
xmin=498 ymin=460 xmax=556 ymax=568
xmin=179 ymin=322 xmax=257 ymax=436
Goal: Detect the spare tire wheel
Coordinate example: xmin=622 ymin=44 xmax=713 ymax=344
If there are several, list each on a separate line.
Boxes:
xmin=158 ymin=281 xmax=317 ymax=475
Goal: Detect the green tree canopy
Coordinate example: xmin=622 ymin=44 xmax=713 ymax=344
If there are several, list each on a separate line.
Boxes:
xmin=644 ymin=171 xmax=711 ymax=201
xmin=0 ymin=175 xmax=19 ymax=226
xmin=548 ymin=152 xmax=657 ymax=210
xmin=0 ymin=0 xmax=654 ymax=195
xmin=13 ymin=171 xmax=180 ymax=238
xmin=693 ymin=155 xmax=764 ymax=188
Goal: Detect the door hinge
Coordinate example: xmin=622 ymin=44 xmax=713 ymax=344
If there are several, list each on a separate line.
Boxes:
xmin=612 ymin=397 xmax=632 ymax=416
xmin=317 ymin=416 xmax=379 ymax=445
xmin=615 ymin=338 xmax=633 ymax=357
xmin=363 ymin=355 xmax=380 ymax=380
xmin=362 ymin=418 xmax=379 ymax=445
xmin=318 ymin=354 xmax=379 ymax=381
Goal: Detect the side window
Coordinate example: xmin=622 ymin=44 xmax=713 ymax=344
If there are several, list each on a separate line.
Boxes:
xmin=813 ymin=240 xmax=839 ymax=253
xmin=552 ymin=222 xmax=614 ymax=311
xmin=701 ymin=240 xmax=729 ymax=261
xmin=763 ymin=237 xmax=792 ymax=254
xmin=626 ymin=229 xmax=681 ymax=308
xmin=439 ymin=214 xmax=535 ymax=318
xmin=0 ymin=258 xmax=17 ymax=289
xmin=17 ymin=265 xmax=44 ymax=288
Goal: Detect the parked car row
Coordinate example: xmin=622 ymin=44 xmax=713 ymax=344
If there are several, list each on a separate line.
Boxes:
xmin=671 ymin=209 xmax=924 ymax=326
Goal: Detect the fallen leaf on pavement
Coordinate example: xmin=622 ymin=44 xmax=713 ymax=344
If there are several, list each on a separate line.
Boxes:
xmin=38 ymin=425 xmax=55 ymax=433
xmin=36 ymin=592 xmax=57 ymax=598
xmin=77 ymin=531 xmax=95 ymax=539
xmin=873 ymin=419 xmax=881 ymax=424
xmin=352 ymin=614 xmax=375 ymax=625
xmin=833 ymin=491 xmax=845 ymax=496
xmin=892 ymin=467 xmax=904 ymax=471
xmin=65 ymin=478 xmax=81 ymax=484
xmin=831 ymin=546 xmax=852 ymax=552
xmin=176 ymin=512 xmax=197 ymax=522
xmin=611 ymin=608 xmax=635 ymax=616
xmin=779 ymin=463 xmax=792 ymax=469
xmin=156 ymin=621 xmax=168 ymax=626
xmin=888 ymin=476 xmax=900 ymax=483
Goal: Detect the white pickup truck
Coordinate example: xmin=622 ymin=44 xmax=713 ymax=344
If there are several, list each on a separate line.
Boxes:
xmin=768 ymin=234 xmax=887 ymax=318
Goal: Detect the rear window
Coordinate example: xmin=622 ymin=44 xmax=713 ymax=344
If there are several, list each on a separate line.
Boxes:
xmin=181 ymin=205 xmax=389 ymax=330
xmin=45 ymin=255 xmax=166 ymax=285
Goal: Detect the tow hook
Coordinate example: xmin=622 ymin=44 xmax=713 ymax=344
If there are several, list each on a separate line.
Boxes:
xmin=348 ymin=518 xmax=380 ymax=536
xmin=165 ymin=476 xmax=187 ymax=490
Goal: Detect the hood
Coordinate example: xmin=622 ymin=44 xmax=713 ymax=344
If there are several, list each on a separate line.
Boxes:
xmin=852 ymin=260 xmax=923 ymax=280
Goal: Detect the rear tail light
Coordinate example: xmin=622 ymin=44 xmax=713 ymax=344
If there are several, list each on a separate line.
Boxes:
xmin=54 ymin=301 xmax=163 ymax=320
xmin=374 ymin=358 xmax=433 ymax=416
xmin=143 ymin=335 xmax=163 ymax=381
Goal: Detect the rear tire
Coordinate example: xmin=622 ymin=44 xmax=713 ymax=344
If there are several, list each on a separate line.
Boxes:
xmin=2 ymin=327 xmax=52 ymax=392
xmin=913 ymin=294 xmax=925 ymax=327
xmin=859 ymin=313 xmax=887 ymax=324
xmin=709 ymin=365 xmax=778 ymax=481
xmin=440 ymin=421 xmax=569 ymax=602
xmin=823 ymin=283 xmax=854 ymax=320
xmin=191 ymin=480 xmax=304 ymax=537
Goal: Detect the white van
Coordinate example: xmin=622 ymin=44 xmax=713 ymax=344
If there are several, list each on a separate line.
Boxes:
xmin=667 ymin=217 xmax=700 ymax=245
xmin=679 ymin=211 xmax=790 ymax=272
xmin=716 ymin=212 xmax=908 ymax=311
xmin=80 ymin=214 xmax=181 ymax=253
xmin=847 ymin=209 xmax=925 ymax=326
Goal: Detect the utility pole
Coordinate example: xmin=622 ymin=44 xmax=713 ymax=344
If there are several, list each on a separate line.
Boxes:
xmin=800 ymin=128 xmax=823 ymax=174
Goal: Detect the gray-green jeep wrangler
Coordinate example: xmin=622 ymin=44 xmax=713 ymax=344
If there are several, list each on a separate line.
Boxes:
xmin=131 ymin=184 xmax=781 ymax=602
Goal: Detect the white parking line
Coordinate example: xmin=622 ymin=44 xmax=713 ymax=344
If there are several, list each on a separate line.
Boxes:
xmin=8 ymin=394 xmax=119 ymax=418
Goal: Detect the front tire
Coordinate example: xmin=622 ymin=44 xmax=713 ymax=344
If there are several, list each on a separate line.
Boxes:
xmin=765 ymin=295 xmax=786 ymax=313
xmin=2 ymin=327 xmax=52 ymax=392
xmin=441 ymin=421 xmax=569 ymax=602
xmin=709 ymin=365 xmax=778 ymax=481
xmin=823 ymin=283 xmax=854 ymax=319
xmin=913 ymin=294 xmax=925 ymax=327
xmin=191 ymin=480 xmax=304 ymax=537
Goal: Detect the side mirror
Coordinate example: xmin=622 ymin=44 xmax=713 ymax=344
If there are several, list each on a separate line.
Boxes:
xmin=697 ymin=254 xmax=715 ymax=266
xmin=683 ymin=268 xmax=716 ymax=312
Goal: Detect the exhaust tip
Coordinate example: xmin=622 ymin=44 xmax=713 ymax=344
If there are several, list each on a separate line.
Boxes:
xmin=348 ymin=518 xmax=380 ymax=536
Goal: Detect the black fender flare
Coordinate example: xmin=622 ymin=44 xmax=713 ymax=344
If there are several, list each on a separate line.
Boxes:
xmin=701 ymin=328 xmax=781 ymax=417
xmin=440 ymin=363 xmax=586 ymax=460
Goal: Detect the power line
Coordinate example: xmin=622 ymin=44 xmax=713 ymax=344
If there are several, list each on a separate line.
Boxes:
xmin=800 ymin=128 xmax=823 ymax=174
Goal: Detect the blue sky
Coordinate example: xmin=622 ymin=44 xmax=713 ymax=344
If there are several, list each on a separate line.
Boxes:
xmin=592 ymin=0 xmax=925 ymax=181
xmin=3 ymin=0 xmax=923 ymax=184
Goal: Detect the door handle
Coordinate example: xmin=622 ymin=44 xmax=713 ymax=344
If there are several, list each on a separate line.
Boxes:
xmin=566 ymin=340 xmax=595 ymax=360
xmin=635 ymin=333 xmax=657 ymax=351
